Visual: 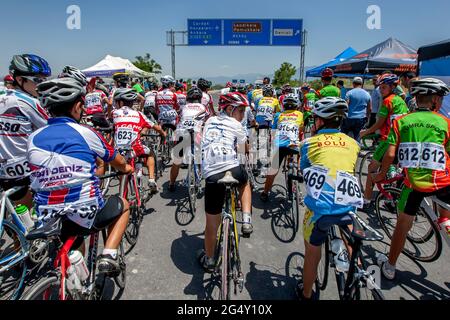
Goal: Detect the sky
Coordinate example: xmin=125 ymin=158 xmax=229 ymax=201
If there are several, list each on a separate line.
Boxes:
xmin=1 ymin=0 xmax=449 ymax=79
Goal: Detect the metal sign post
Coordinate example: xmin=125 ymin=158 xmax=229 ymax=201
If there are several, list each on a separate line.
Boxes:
xmin=166 ymin=30 xmax=188 ymax=79
xmin=300 ymin=30 xmax=308 ymax=83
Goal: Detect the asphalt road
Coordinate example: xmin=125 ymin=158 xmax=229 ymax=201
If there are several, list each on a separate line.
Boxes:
xmin=105 ymin=92 xmax=449 ymax=300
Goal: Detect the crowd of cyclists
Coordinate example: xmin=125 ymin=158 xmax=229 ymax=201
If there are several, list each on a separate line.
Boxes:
xmin=0 ymin=53 xmax=449 ymax=300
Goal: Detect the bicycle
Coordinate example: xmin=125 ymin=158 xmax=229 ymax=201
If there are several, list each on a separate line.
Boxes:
xmin=314 ymin=211 xmax=385 ymax=300
xmin=22 ymin=172 xmax=127 ymax=300
xmin=357 ymin=134 xmax=380 ymax=193
xmin=375 ymin=174 xmax=445 ymax=262
xmin=183 ymin=129 xmax=203 ymax=219
xmin=213 ymin=171 xmax=244 ymax=300
xmin=161 ymin=124 xmax=176 ymax=166
xmin=0 ymin=187 xmax=50 ymax=300
xmin=142 ymin=132 xmax=164 ymax=182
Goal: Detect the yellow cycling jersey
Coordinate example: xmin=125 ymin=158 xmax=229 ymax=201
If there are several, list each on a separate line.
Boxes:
xmin=272 ymin=110 xmax=304 ymax=147
xmin=251 ymin=89 xmax=263 ymax=103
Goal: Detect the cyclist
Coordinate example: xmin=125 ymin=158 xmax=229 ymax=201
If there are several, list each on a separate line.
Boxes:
xmin=29 ymin=77 xmax=132 ymax=274
xmin=360 ymin=74 xmax=409 ymax=212
xmin=175 ymin=82 xmax=187 ymax=110
xmin=143 ymin=82 xmax=159 ymax=121
xmin=199 ymin=92 xmax=253 ymax=272
xmin=260 ymin=94 xmax=304 ymax=202
xmin=85 ymin=77 xmax=112 ymax=129
xmin=296 ymin=97 xmax=360 ymax=300
xmin=3 ymin=75 xmax=14 ymax=90
xmin=0 ymin=54 xmax=51 ymax=208
xmin=372 ymin=78 xmax=450 ymax=280
xmin=255 ymin=85 xmax=281 ymax=127
xmin=318 ymin=68 xmax=340 ymax=98
xmin=198 ymin=78 xmax=216 ymax=116
xmin=250 ymin=80 xmax=264 ymax=108
xmin=155 ymin=75 xmax=180 ymax=129
xmin=113 ymin=88 xmax=166 ymax=193
xmin=301 ymin=84 xmax=318 ymax=126
xmin=169 ymin=86 xmax=208 ymax=191
xmin=279 ymin=84 xmax=293 ymax=106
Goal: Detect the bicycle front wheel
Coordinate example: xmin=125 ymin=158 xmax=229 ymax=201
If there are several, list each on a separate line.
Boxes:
xmin=187 ymin=163 xmax=197 ymax=218
xmin=220 ymin=218 xmax=230 ymax=300
xmin=358 ymin=151 xmax=373 ymax=194
xmin=22 ymin=274 xmax=72 ymax=300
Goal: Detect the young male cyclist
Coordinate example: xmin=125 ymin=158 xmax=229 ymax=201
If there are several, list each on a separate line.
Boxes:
xmin=198 ymin=93 xmax=253 ymax=272
xmin=372 ymin=78 xmax=450 ymax=280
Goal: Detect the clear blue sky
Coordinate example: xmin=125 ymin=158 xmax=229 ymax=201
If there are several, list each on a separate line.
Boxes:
xmin=1 ymin=0 xmax=449 ymax=79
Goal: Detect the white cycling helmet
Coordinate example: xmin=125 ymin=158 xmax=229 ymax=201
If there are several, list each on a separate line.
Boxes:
xmin=410 ymin=78 xmax=449 ymax=97
xmin=59 ymin=66 xmax=87 ymax=86
xmin=37 ymin=78 xmax=86 ymax=109
xmin=313 ymin=97 xmax=348 ymax=119
xmin=161 ymin=75 xmax=175 ymax=87
xmin=113 ymin=88 xmax=138 ymax=102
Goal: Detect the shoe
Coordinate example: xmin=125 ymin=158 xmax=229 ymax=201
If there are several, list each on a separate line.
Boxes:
xmin=295 ymin=281 xmax=313 ymax=301
xmin=148 ymin=179 xmax=158 ymax=194
xmin=260 ymin=192 xmax=269 ymax=203
xmin=197 ymin=250 xmax=215 ymax=274
xmin=169 ymin=184 xmax=176 ymax=192
xmin=97 ymin=254 xmax=120 ymax=275
xmin=242 ymin=213 xmax=253 ymax=236
xmin=362 ymin=201 xmax=375 ymax=215
xmin=377 ymin=254 xmax=396 ymax=280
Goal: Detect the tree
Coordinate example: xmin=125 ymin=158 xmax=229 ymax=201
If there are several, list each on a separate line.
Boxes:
xmin=132 ymin=53 xmax=162 ymax=74
xmin=273 ymin=62 xmax=297 ymax=87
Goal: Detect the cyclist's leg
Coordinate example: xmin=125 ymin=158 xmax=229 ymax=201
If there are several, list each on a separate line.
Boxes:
xmin=262 ymin=147 xmax=288 ymax=196
xmin=169 ymin=136 xmax=184 ymax=187
xmin=363 ymin=141 xmax=388 ymax=205
xmin=436 ymin=186 xmax=450 ymax=220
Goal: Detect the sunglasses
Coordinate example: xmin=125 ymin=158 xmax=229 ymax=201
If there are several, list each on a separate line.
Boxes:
xmin=22 ymin=76 xmax=47 ymax=84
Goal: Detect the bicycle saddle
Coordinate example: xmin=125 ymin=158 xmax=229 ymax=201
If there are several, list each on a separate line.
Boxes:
xmin=349 ymin=213 xmax=384 ymax=242
xmin=26 ymin=218 xmax=62 ymax=241
xmin=218 ymin=171 xmax=239 ymax=185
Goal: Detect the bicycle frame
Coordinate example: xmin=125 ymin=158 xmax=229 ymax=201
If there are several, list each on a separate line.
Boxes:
xmin=118 ymin=148 xmax=142 ymax=208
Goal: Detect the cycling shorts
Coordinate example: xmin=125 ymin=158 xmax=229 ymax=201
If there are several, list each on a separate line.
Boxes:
xmin=303 ymin=209 xmax=353 ymax=246
xmin=0 ymin=176 xmax=30 ymax=201
xmin=372 ymin=140 xmax=389 ymax=163
xmin=204 ymin=166 xmax=248 ymax=215
xmin=398 ymin=185 xmax=450 ymax=216
xmin=91 ymin=113 xmax=111 ymax=130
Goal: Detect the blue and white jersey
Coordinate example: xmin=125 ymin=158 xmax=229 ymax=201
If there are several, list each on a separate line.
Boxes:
xmin=27 ymin=117 xmax=117 ymax=229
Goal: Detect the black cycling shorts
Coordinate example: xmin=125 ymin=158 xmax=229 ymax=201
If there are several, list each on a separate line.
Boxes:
xmin=91 ymin=113 xmax=111 ymax=129
xmin=0 ymin=176 xmax=30 ymax=201
xmin=399 ymin=185 xmax=450 ymax=216
xmin=61 ymin=195 xmax=125 ymax=249
xmin=204 ymin=166 xmax=248 ymax=215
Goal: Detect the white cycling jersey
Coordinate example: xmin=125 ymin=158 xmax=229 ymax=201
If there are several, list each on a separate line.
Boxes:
xmin=144 ymin=90 xmax=157 ymax=109
xmin=202 ymin=92 xmax=216 ymax=116
xmin=0 ymin=89 xmax=48 ymax=180
xmin=202 ymin=115 xmax=246 ymax=179
xmin=176 ymin=102 xmax=208 ymax=133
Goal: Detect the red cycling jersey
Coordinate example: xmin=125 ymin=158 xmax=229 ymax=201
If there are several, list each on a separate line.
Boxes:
xmin=155 ymin=88 xmax=180 ymax=126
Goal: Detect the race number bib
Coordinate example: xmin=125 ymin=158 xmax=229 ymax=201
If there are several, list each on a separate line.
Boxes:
xmin=182 ymin=118 xmax=198 ymax=130
xmin=278 ymin=123 xmax=299 ymax=142
xmin=115 ymin=127 xmax=135 ymax=147
xmin=257 ymin=106 xmax=273 ymax=119
xmin=0 ymin=158 xmax=32 ymax=179
xmin=38 ymin=198 xmax=99 ymax=229
xmin=303 ymin=166 xmax=329 ymax=200
xmin=334 ymin=171 xmax=363 ymax=208
xmin=206 ymin=143 xmax=234 ymax=163
xmin=160 ymin=110 xmax=178 ymax=122
xmin=398 ymin=142 xmax=446 ymax=171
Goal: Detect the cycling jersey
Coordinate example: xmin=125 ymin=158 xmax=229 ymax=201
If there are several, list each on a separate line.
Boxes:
xmin=176 ymin=91 xmax=187 ymax=110
xmin=202 ymin=92 xmax=216 ymax=117
xmin=319 ymin=85 xmax=340 ymax=98
xmin=113 ymin=106 xmax=156 ymax=157
xmin=28 ymin=117 xmax=116 ymax=229
xmin=85 ymin=90 xmax=107 ymax=115
xmin=304 ymin=92 xmax=318 ymax=111
xmin=241 ymin=106 xmax=255 ymax=137
xmin=144 ymin=90 xmax=157 ymax=109
xmin=378 ymin=94 xmax=409 ymax=140
xmin=388 ymin=111 xmax=450 ymax=193
xmin=155 ymin=88 xmax=179 ymax=126
xmin=300 ymin=130 xmax=361 ymax=215
xmin=177 ymin=102 xmax=208 ymax=132
xmin=255 ymin=97 xmax=281 ymax=125
xmin=202 ymin=115 xmax=247 ymax=179
xmin=251 ymin=89 xmax=263 ymax=105
xmin=0 ymin=89 xmax=48 ymax=180
xmin=272 ymin=110 xmax=304 ymax=148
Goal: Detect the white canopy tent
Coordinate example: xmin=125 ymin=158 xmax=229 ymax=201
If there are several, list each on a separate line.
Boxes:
xmin=82 ymin=55 xmax=155 ymax=79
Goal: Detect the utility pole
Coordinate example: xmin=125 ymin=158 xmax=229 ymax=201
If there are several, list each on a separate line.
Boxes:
xmin=166 ymin=30 xmax=188 ymax=80
xmin=299 ymin=30 xmax=307 ymax=83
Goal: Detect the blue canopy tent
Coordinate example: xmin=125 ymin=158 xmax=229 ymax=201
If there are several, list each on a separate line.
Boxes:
xmin=306 ymin=47 xmax=358 ymax=78
xmin=418 ymin=39 xmax=450 ymax=118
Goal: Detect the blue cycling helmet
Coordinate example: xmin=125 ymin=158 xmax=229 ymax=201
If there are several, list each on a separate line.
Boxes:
xmin=10 ymin=54 xmax=51 ymax=77
xmin=378 ymin=74 xmax=399 ymax=86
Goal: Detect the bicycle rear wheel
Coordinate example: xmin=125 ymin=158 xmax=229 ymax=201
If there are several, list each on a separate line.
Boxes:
xmin=0 ymin=221 xmax=28 ymax=300
xmin=358 ymin=151 xmax=373 ymax=194
xmin=376 ymin=187 xmax=442 ymax=262
xmin=187 ymin=162 xmax=197 ymax=218
xmin=114 ymin=240 xmax=127 ymax=290
xmin=220 ymin=218 xmax=230 ymax=300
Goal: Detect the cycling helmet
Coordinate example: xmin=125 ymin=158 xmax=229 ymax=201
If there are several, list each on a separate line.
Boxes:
xmin=96 ymin=83 xmax=110 ymax=97
xmin=197 ymin=78 xmax=211 ymax=91
xmin=175 ymin=82 xmax=184 ymax=91
xmin=114 ymin=88 xmax=138 ymax=102
xmin=282 ymin=84 xmax=293 ymax=94
xmin=283 ymin=94 xmax=300 ymax=109
xmin=226 ymin=82 xmax=233 ymax=88
xmin=4 ymin=75 xmax=14 ymax=83
xmin=37 ymin=78 xmax=86 ymax=109
xmin=59 ymin=66 xmax=87 ymax=86
xmin=254 ymin=80 xmax=264 ymax=89
xmin=313 ymin=97 xmax=348 ymax=119
xmin=237 ymin=83 xmax=247 ymax=93
xmin=301 ymin=83 xmax=310 ymax=91
xmin=377 ymin=73 xmax=399 ymax=86
xmin=410 ymin=78 xmax=449 ymax=97
xmin=161 ymin=75 xmax=175 ymax=87
xmin=321 ymin=68 xmax=334 ymax=79
xmin=262 ymin=85 xmax=274 ymax=97
xmin=187 ymin=86 xmax=203 ymax=101
xmin=10 ymin=54 xmax=51 ymax=77
xmin=219 ymin=92 xmax=249 ymax=111
xmin=113 ymin=72 xmax=130 ymax=83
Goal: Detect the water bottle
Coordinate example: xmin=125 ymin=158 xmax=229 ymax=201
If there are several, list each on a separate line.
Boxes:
xmin=386 ymin=165 xmax=397 ymax=180
xmin=331 ymin=238 xmax=350 ymax=272
xmin=68 ymin=250 xmax=89 ymax=282
xmin=437 ymin=217 xmax=450 ymax=247
xmin=15 ymin=205 xmax=35 ymax=232
xmin=66 ymin=265 xmax=82 ymax=292
xmin=135 ymin=162 xmax=143 ymax=178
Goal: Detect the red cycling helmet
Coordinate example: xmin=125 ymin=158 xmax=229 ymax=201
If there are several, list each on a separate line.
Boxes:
xmin=321 ymin=68 xmax=334 ymax=78
xmin=226 ymin=82 xmax=233 ymax=88
xmin=378 ymin=73 xmax=399 ymax=86
xmin=4 ymin=75 xmax=14 ymax=83
xmin=219 ymin=92 xmax=249 ymax=111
